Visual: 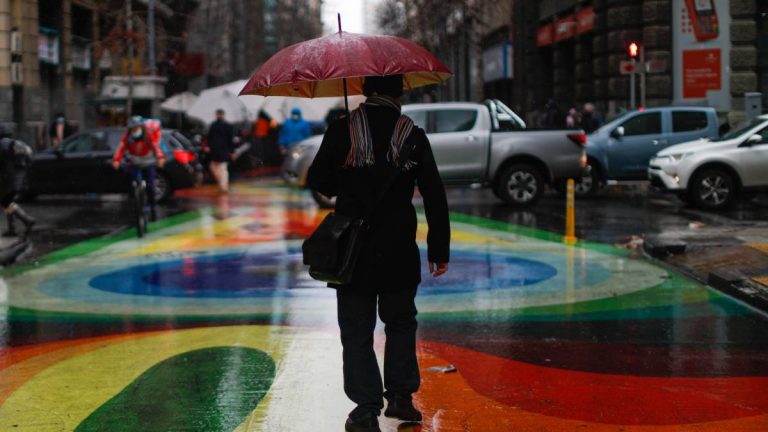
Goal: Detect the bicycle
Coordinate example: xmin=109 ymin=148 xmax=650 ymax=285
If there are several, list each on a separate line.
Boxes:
xmin=128 ymin=166 xmax=149 ymax=238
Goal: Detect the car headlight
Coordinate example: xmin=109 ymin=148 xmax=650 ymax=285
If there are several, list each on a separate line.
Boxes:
xmin=668 ymin=153 xmax=692 ymax=161
xmin=653 ymin=153 xmax=691 ymax=164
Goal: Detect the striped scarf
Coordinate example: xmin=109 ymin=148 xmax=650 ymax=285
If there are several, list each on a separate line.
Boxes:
xmin=343 ymin=95 xmax=415 ymax=169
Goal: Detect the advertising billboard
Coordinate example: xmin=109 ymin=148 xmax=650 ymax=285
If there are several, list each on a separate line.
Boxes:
xmin=673 ymin=0 xmax=730 ymax=111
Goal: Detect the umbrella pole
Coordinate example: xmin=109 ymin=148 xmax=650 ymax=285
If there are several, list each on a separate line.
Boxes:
xmin=338 ymin=13 xmax=350 ymax=116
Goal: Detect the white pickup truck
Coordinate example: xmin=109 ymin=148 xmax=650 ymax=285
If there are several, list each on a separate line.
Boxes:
xmin=282 ymin=99 xmax=586 ymax=207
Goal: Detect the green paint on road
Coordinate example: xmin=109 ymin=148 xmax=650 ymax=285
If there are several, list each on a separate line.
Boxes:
xmin=75 ymin=347 xmax=275 ymax=432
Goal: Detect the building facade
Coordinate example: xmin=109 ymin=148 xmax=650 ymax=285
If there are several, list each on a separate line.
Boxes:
xmin=0 ymin=0 xmax=100 ymax=147
xmin=479 ymin=0 xmax=766 ymax=126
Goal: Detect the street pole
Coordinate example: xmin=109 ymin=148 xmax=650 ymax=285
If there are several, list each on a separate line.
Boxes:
xmin=630 ymin=58 xmax=636 ymax=110
xmin=640 ymin=48 xmax=646 ymax=109
xmin=148 ymin=0 xmax=156 ymax=76
xmin=126 ymin=0 xmax=134 ymax=117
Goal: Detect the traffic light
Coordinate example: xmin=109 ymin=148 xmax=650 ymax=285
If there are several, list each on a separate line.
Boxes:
xmin=627 ymin=41 xmax=640 ymax=59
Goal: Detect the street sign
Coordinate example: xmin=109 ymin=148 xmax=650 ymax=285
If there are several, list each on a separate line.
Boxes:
xmin=619 ymin=60 xmax=636 ymax=75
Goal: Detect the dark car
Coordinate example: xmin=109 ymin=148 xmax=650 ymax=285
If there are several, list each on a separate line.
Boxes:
xmin=27 ymin=128 xmax=201 ymax=202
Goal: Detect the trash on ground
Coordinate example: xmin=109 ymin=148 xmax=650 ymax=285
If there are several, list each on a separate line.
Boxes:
xmin=426 ymin=364 xmax=457 ymax=373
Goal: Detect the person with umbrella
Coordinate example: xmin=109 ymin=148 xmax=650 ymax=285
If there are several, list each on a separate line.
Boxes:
xmin=307 ymin=75 xmax=450 ymax=431
xmin=240 ymin=24 xmax=453 ymax=431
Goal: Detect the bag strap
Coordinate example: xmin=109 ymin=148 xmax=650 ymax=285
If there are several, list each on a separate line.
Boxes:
xmin=363 ymin=128 xmax=416 ymax=222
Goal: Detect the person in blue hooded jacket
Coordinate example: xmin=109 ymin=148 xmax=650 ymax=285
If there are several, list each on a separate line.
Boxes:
xmin=277 ymin=107 xmax=312 ymax=154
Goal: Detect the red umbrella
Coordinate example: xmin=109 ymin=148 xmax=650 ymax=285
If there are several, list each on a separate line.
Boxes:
xmin=239 ymin=19 xmax=451 ymax=101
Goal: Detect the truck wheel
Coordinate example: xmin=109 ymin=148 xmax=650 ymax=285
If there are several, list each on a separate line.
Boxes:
xmin=312 ymin=190 xmax=336 ymax=209
xmin=496 ymin=164 xmax=543 ymax=207
xmin=575 ymin=162 xmax=600 ymax=197
xmin=689 ymin=167 xmax=736 ymax=210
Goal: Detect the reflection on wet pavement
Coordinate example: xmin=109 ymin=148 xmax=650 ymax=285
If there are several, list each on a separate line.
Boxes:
xmin=1 ymin=181 xmax=767 ymax=431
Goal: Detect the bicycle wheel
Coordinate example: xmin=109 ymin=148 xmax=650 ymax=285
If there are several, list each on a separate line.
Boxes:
xmin=134 ymin=180 xmax=148 ymax=237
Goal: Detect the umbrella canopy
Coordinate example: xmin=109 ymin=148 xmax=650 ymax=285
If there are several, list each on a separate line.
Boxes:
xmin=239 ymin=31 xmax=451 ymax=98
xmin=160 ymin=92 xmax=198 ymax=113
xmin=186 ymin=80 xmax=261 ymax=124
xmin=259 ymin=95 xmax=365 ymax=123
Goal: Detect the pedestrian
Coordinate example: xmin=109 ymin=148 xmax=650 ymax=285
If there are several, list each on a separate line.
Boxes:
xmin=582 ymin=102 xmax=604 ymax=134
xmin=306 ymin=75 xmax=450 ymax=432
xmin=566 ymin=107 xmax=581 ymax=128
xmin=252 ymin=110 xmax=273 ymax=165
xmin=49 ymin=112 xmax=73 ymax=147
xmin=204 ymin=109 xmax=237 ymax=193
xmin=277 ymin=107 xmax=311 ymax=154
xmin=0 ymin=128 xmax=35 ymax=238
xmin=543 ymin=98 xmax=564 ymax=128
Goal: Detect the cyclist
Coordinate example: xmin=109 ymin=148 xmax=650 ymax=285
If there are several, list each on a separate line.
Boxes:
xmin=112 ymin=116 xmax=165 ymax=221
xmin=0 ymin=127 xmax=35 ymax=238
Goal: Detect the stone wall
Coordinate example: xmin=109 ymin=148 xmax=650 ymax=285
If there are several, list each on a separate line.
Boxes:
xmin=729 ymin=0 xmax=758 ymax=125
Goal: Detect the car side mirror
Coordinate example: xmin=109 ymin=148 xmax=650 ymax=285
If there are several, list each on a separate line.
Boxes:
xmin=611 ymin=126 xmax=625 ymax=139
xmin=746 ymin=134 xmax=762 ymax=145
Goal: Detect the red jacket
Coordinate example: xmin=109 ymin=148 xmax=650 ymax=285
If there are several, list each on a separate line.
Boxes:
xmin=112 ymin=119 xmax=165 ymax=165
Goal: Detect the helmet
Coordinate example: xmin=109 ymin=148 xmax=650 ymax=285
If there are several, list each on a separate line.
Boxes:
xmin=127 ymin=115 xmax=144 ymax=129
xmin=127 ymin=116 xmax=145 ymax=139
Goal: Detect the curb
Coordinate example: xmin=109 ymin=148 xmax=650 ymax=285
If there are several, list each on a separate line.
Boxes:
xmin=708 ymin=269 xmax=768 ymax=313
xmin=643 ymin=235 xmax=687 ymax=258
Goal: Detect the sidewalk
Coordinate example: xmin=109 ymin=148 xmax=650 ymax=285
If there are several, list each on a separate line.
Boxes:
xmin=645 ymin=222 xmax=768 ymax=312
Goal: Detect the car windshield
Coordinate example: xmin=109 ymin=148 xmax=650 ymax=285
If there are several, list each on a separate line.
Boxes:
xmin=711 ymin=119 xmax=767 ymax=142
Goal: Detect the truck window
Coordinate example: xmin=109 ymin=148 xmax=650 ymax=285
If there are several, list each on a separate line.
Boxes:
xmin=621 ymin=113 xmax=661 ymax=136
xmin=407 ymin=110 xmax=428 ymax=131
xmin=434 ymin=110 xmax=478 ymax=133
xmin=672 ymin=111 xmax=708 ymax=132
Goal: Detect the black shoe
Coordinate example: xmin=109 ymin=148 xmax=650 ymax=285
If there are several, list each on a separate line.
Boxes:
xmin=385 ymin=396 xmax=422 ymax=422
xmin=345 ymin=409 xmax=381 ymax=432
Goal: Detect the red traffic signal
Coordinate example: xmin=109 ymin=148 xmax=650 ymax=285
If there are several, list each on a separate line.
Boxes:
xmin=627 ymin=41 xmax=640 ymax=59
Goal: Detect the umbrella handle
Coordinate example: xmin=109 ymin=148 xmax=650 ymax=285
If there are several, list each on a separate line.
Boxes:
xmin=338 ymin=13 xmax=349 ymax=116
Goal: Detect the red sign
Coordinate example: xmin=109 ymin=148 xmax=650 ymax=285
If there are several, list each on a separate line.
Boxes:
xmin=577 ymin=7 xmax=595 ymax=34
xmin=554 ymin=15 xmax=577 ymax=42
xmin=536 ymin=24 xmax=554 ymax=47
xmin=683 ymin=49 xmax=721 ymax=98
xmin=619 ymin=61 xmax=636 ymax=75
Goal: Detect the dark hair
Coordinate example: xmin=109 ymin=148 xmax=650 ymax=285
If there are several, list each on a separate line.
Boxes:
xmin=216 ymin=109 xmax=225 ymax=115
xmin=363 ymin=75 xmax=403 ymax=98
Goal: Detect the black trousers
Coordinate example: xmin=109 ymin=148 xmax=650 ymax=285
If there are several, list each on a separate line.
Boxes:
xmin=337 ymin=286 xmax=420 ymax=412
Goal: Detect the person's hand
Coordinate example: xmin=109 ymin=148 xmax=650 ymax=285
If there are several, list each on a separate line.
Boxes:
xmin=157 ymin=159 xmax=165 ymax=169
xmin=203 ymin=147 xmax=210 ymax=153
xmin=230 ymin=154 xmax=236 ymax=161
xmin=429 ymin=262 xmax=448 ymax=278
xmin=111 ymin=160 xmax=120 ymax=170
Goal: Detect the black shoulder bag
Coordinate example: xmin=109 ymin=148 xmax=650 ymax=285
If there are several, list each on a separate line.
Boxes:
xmin=302 ymin=143 xmax=414 ymax=285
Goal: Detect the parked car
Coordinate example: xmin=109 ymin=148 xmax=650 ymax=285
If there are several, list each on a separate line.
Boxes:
xmin=648 ymin=114 xmax=768 ymax=210
xmin=27 ymin=128 xmax=201 ymax=202
xmin=283 ymin=99 xmax=586 ymax=207
xmin=581 ymin=107 xmax=720 ymax=195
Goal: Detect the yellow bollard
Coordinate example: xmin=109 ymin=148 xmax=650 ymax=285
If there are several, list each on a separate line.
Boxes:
xmin=564 ymin=179 xmax=577 ymax=244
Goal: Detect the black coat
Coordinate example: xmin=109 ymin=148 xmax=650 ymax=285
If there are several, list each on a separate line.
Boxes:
xmin=306 ymin=105 xmax=450 ymax=292
xmin=207 ymin=120 xmax=236 ymax=162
